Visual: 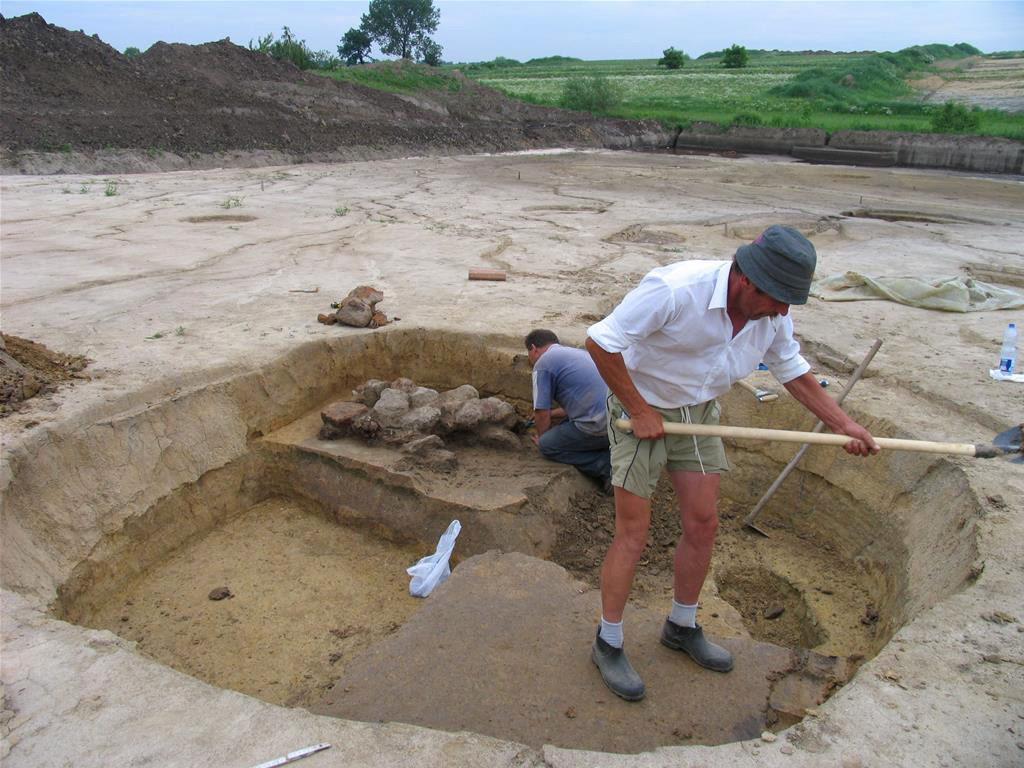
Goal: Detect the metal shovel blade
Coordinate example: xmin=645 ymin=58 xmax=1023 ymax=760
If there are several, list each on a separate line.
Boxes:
xmin=992 ymin=424 xmax=1023 ymax=463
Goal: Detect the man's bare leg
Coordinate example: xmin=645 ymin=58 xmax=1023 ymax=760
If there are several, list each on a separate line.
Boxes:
xmin=669 ymin=470 xmax=721 ymax=604
xmin=660 ymin=469 xmax=733 ymax=672
xmin=599 ymin=485 xmax=652 ymax=622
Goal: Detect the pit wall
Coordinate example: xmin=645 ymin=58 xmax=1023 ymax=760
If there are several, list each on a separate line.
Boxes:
xmin=1 ymin=328 xmax=980 ymax=642
xmin=673 ymin=122 xmax=1024 ymax=174
xmin=722 ymin=392 xmax=981 ymax=644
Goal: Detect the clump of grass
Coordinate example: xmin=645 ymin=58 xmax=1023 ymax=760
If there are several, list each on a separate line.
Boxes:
xmin=221 ymin=196 xmax=242 ymax=209
xmin=104 ymin=181 xmax=118 ymax=196
xmin=732 ymin=112 xmax=764 ymax=126
xmin=334 ymin=205 xmax=349 ymax=216
xmin=560 ymin=74 xmax=623 ymax=114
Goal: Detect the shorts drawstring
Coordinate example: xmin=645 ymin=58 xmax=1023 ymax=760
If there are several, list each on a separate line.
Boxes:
xmin=682 ymin=405 xmax=706 ymax=475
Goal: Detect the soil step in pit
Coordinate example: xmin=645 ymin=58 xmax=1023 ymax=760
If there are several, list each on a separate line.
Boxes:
xmin=255 ymin=406 xmax=589 ymax=560
xmin=313 ymin=551 xmax=850 ymax=753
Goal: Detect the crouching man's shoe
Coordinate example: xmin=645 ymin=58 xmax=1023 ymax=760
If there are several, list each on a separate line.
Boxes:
xmin=591 ymin=628 xmax=645 ymax=701
xmin=660 ymin=620 xmax=734 ymax=672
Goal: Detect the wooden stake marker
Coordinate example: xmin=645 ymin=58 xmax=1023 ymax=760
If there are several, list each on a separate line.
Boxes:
xmin=468 ymin=268 xmax=507 ymax=281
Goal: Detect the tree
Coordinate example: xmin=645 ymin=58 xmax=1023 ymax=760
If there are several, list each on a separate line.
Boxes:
xmin=361 ymin=0 xmax=440 ymax=60
xmin=123 ymin=46 xmax=142 ymax=59
xmin=658 ymin=47 xmax=686 ymax=69
xmin=722 ymin=43 xmax=748 ymax=69
xmin=419 ymin=38 xmax=443 ymax=67
xmin=339 ymin=27 xmax=374 ymax=65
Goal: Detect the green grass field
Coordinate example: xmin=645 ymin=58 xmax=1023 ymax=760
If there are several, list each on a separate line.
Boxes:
xmin=455 ymin=47 xmax=1024 ymax=139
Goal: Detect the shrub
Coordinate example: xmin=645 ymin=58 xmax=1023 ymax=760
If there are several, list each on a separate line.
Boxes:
xmin=722 ymin=44 xmax=748 ymax=69
xmin=559 ymin=74 xmax=623 ymax=114
xmin=931 ymin=101 xmax=981 ymax=133
xmin=658 ymin=47 xmax=686 ymax=69
xmin=123 ymin=46 xmax=141 ymax=59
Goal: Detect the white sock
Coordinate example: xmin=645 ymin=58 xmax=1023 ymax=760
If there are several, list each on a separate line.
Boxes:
xmin=670 ymin=599 xmax=698 ymax=628
xmin=599 ymin=616 xmax=624 ymax=648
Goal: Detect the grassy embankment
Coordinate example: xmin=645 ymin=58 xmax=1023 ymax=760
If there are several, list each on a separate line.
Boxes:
xmin=455 ymin=45 xmax=1024 ymax=139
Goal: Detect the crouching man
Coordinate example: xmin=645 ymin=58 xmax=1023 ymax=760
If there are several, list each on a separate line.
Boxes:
xmin=585 ymin=226 xmax=878 ymax=701
xmin=525 ymin=329 xmax=612 ymax=493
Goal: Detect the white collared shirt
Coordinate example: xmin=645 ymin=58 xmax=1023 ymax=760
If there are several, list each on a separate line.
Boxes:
xmin=587 ymin=260 xmax=810 ymax=408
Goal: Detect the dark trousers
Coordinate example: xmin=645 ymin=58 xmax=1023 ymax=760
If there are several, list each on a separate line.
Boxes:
xmin=538 ymin=421 xmax=611 ymax=481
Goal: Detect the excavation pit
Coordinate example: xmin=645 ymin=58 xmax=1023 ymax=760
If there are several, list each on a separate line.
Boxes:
xmin=27 ymin=329 xmax=982 ymax=755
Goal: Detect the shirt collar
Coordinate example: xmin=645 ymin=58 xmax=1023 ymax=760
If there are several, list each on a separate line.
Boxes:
xmin=708 ymin=261 xmax=732 ymax=311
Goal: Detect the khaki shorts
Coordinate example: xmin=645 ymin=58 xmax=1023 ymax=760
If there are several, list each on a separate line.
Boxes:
xmin=607 ymin=393 xmax=730 ymax=499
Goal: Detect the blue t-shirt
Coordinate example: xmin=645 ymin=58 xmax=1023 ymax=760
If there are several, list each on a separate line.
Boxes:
xmin=532 ymin=344 xmax=609 ymax=436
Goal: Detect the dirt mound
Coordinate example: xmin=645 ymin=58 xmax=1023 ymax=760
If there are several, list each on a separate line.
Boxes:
xmin=0 ymin=12 xmax=664 ymax=170
xmin=0 ymin=333 xmax=88 ymax=415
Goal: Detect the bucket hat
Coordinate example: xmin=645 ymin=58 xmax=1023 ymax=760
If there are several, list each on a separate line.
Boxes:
xmin=735 ymin=226 xmax=817 ymax=305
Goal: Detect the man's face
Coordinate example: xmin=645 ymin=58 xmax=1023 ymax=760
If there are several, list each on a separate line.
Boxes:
xmin=527 ymin=345 xmax=543 ymax=366
xmin=739 ymin=275 xmax=790 ymax=320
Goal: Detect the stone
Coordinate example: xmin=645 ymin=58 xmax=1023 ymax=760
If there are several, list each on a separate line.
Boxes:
xmin=475 ymin=425 xmax=522 ymax=451
xmin=346 ymin=285 xmax=383 ymax=306
xmin=371 ymin=388 xmax=410 ymax=427
xmin=764 ymin=603 xmax=786 ymax=620
xmin=438 ymin=384 xmax=479 ymax=415
xmin=317 ymin=313 xmax=337 ymax=325
xmin=389 ymin=378 xmax=418 ymax=393
xmin=353 ymin=379 xmax=389 ymax=407
xmin=208 ymin=587 xmax=232 ymax=601
xmin=760 ymin=731 xmax=778 ymax=743
xmin=399 ymin=406 xmax=441 ymax=433
xmin=780 ymin=744 xmax=794 ymax=755
xmin=478 ymin=396 xmax=518 ymax=428
xmin=369 ymin=311 xmax=389 ymax=328
xmin=401 ymin=435 xmax=446 ymax=455
xmin=335 ymin=298 xmax=372 ymax=327
xmin=453 ymin=398 xmax=485 ymax=430
xmin=351 ymin=412 xmax=381 ymax=438
xmin=409 ymin=386 xmax=440 ymax=409
xmin=320 ymin=401 xmax=369 ymax=432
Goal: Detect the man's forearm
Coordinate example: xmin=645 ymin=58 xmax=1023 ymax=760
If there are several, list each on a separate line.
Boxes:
xmin=533 ymin=409 xmax=552 ymax=437
xmin=782 ymin=372 xmax=854 ymax=432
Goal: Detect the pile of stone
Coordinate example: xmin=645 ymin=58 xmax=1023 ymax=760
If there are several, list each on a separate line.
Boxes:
xmin=319 ymin=377 xmax=523 ymax=470
xmin=317 ymin=285 xmax=390 ymax=328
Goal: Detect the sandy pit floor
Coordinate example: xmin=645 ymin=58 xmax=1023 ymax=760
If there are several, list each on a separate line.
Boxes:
xmin=74 ymin=497 xmax=424 ymax=709
xmin=2 ymin=149 xmax=1023 ymax=768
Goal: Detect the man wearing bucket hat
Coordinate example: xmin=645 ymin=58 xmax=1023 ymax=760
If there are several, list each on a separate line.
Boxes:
xmin=584 ymin=225 xmax=878 ymax=701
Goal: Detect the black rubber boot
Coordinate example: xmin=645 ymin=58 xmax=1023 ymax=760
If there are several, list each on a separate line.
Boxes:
xmin=591 ymin=628 xmax=645 ymax=701
xmin=660 ymin=620 xmax=734 ymax=672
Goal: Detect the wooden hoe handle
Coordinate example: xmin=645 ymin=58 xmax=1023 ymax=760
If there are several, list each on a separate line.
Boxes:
xmin=613 ymin=418 xmax=980 ymax=457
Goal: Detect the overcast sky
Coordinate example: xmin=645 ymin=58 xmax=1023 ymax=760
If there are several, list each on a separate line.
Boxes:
xmin=2 ymin=1 xmax=1022 ymax=62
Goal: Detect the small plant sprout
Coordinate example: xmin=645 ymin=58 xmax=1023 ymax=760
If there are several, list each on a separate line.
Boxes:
xmin=174 ymin=326 xmax=186 ymax=336
xmin=334 ymin=205 xmax=349 ymax=216
xmin=104 ymin=180 xmax=119 ymax=196
xmin=221 ymin=196 xmax=243 ymax=209
xmin=145 ymin=331 xmax=164 ymax=340
xmin=79 ymin=182 xmax=91 ymax=194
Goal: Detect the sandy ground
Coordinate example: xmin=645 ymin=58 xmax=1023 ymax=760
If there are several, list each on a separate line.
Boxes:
xmin=2 ymin=149 xmax=1023 ymax=767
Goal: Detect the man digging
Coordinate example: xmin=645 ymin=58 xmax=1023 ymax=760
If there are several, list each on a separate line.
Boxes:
xmin=525 ymin=329 xmax=612 ymax=493
xmin=585 ymin=225 xmax=878 ymax=701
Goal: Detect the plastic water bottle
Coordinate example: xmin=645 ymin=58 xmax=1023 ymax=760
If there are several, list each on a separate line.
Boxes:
xmin=999 ymin=322 xmax=1017 ymax=374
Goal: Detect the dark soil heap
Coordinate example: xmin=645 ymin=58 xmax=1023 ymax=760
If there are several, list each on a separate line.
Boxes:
xmin=0 ymin=333 xmax=88 ymax=414
xmin=0 ymin=12 xmax=661 ymax=165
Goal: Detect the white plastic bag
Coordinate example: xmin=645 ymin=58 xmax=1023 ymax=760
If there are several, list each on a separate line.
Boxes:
xmin=406 ymin=519 xmax=461 ymax=597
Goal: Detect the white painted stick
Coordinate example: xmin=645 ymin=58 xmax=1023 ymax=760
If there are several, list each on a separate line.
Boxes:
xmin=613 ymin=418 xmax=978 ymax=457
